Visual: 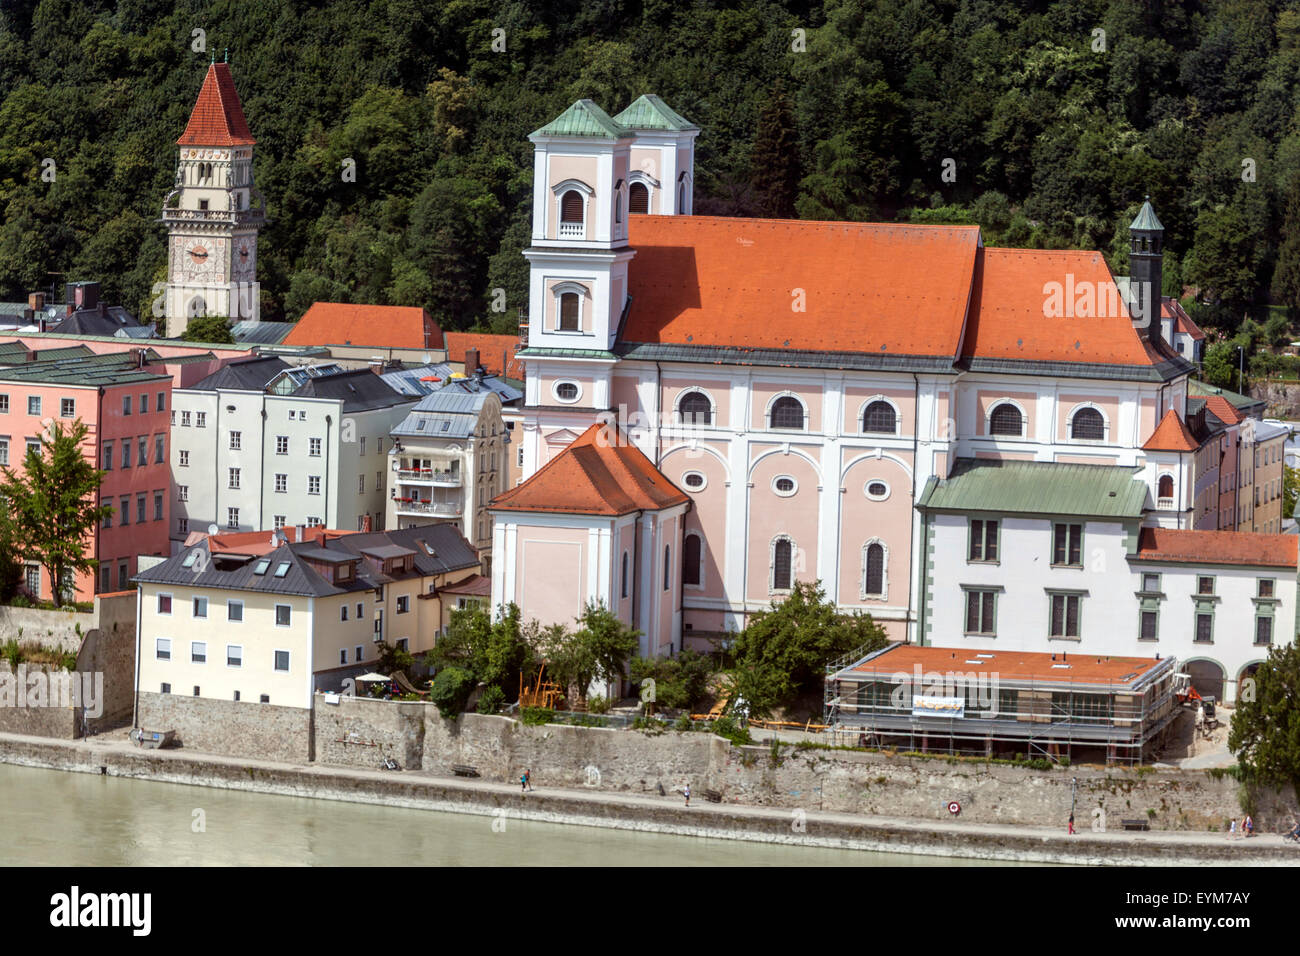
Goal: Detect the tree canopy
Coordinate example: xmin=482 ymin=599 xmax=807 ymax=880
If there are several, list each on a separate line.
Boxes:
xmin=1228 ymin=641 xmax=1300 ymax=793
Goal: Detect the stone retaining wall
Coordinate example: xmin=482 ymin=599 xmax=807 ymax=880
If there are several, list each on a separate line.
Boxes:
xmin=137 ymin=692 xmax=312 ymax=764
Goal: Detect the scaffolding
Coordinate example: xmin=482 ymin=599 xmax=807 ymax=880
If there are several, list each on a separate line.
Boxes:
xmin=823 ymin=647 xmax=1181 ymax=766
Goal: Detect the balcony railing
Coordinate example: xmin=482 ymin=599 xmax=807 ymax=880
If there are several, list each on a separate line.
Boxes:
xmin=394 ymin=499 xmax=461 ymax=517
xmin=160 ymin=206 xmax=266 ymax=226
xmin=397 ymin=468 xmax=461 ymax=487
xmin=558 ymin=221 xmax=584 ymax=239
xmin=1156 ymin=497 xmax=1176 ymax=510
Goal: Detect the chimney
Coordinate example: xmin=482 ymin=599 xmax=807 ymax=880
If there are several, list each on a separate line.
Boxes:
xmin=66 ymin=281 xmax=100 ymax=312
xmin=27 ymin=292 xmax=45 ymax=312
xmin=1129 ymin=197 xmax=1164 ymax=345
xmin=464 ymin=347 xmax=480 ymax=376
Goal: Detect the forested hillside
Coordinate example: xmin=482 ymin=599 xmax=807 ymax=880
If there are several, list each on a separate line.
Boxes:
xmin=3 ymin=0 xmax=1300 ymax=342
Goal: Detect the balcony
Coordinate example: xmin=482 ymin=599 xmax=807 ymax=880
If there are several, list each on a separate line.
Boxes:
xmin=1156 ymin=497 xmax=1176 ymax=510
xmin=160 ymin=206 xmax=266 ymax=227
xmin=397 ymin=468 xmax=461 ymax=487
xmin=558 ymin=221 xmax=584 ymax=239
xmin=393 ymin=499 xmax=461 ymax=518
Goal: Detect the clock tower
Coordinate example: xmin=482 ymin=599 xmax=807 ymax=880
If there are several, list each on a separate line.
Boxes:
xmin=161 ymin=61 xmax=266 ymax=337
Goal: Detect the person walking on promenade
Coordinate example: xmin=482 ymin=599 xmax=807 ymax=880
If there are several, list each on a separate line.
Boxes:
xmin=1068 ymin=813 xmax=1075 ymax=835
xmin=683 ymin=782 xmax=691 ymax=807
xmin=520 ymin=771 xmax=527 ymax=792
xmin=525 ymin=768 xmax=533 ymax=791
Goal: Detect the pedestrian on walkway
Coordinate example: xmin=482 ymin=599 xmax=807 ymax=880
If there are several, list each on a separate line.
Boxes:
xmin=1068 ymin=813 xmax=1075 ymax=835
xmin=520 ymin=771 xmax=527 ymax=792
xmin=683 ymin=782 xmax=690 ymax=807
xmin=1229 ymin=818 xmax=1237 ymax=838
xmin=525 ymin=768 xmax=532 ymax=791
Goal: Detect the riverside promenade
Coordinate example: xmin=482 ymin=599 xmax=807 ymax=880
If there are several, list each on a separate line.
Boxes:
xmin=0 ymin=729 xmax=1291 ymax=865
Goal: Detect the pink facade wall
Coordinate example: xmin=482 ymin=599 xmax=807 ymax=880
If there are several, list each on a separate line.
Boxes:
xmin=975 ymin=389 xmax=1036 ymax=436
xmin=837 ymin=453 xmax=913 ymax=608
xmin=750 ymin=381 xmax=822 ymax=432
xmin=975 ymin=450 xmax=1035 ymax=461
xmin=745 ymin=449 xmax=821 ymax=603
xmin=843 ymin=386 xmax=913 ymax=434
xmin=1139 ymin=398 xmax=1157 ymax=438
xmin=613 ymin=521 xmax=634 ymax=624
xmin=1054 ymin=454 xmax=1120 ymax=466
xmin=661 ymin=446 xmax=727 ymax=602
xmin=1056 ymin=394 xmax=1119 ymax=441
xmin=656 ymin=512 xmax=680 ymax=654
xmin=515 ymin=527 xmax=589 ymax=627
xmin=663 ymin=377 xmax=730 ymax=427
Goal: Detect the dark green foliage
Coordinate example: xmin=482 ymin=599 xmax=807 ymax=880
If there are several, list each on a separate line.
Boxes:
xmin=475 ymin=684 xmax=505 ymax=715
xmin=520 ymin=706 xmax=554 ymax=726
xmin=375 ymin=640 xmax=414 ymax=676
xmin=1284 ymin=463 xmax=1300 ymax=520
xmin=3 ymin=1 xmax=1300 ymax=331
xmin=429 ymin=665 xmax=475 ymax=718
xmin=731 ymin=580 xmax=888 ymax=717
xmin=1228 ymin=642 xmax=1300 ymax=793
xmin=628 ymin=649 xmax=713 ymax=711
xmin=180 ymin=315 xmax=235 ymax=344
xmin=425 ymin=602 xmax=536 ymax=700
xmin=710 ymin=715 xmax=752 ymax=747
xmin=0 ymin=419 xmax=111 ymax=603
xmin=540 ymin=600 xmax=640 ymax=705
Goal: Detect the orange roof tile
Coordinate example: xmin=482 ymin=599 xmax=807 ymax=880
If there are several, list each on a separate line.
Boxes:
xmin=177 ymin=63 xmax=256 ymax=146
xmin=1202 ymin=394 xmax=1243 ymax=425
xmin=491 ymin=422 xmax=689 ymax=516
xmin=1142 ymin=408 xmax=1199 ymax=452
xmin=1136 ymin=527 xmax=1297 ymax=568
xmin=444 ymin=332 xmax=524 ymax=380
xmin=187 ymin=527 xmax=354 ymax=557
xmin=847 ymin=645 xmax=1167 ymax=685
xmin=1163 ymin=298 xmax=1205 ymax=340
xmin=962 ymin=248 xmax=1169 ymax=365
xmin=283 ymin=303 xmax=441 ymax=350
xmin=624 ymin=216 xmax=980 ymax=355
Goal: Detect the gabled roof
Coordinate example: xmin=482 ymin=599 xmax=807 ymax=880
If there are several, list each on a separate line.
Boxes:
xmin=962 ymin=248 xmax=1174 ymax=368
xmin=1188 ymin=379 xmax=1262 ymax=412
xmin=491 ymin=422 xmax=689 ymax=516
xmin=1163 ymin=298 xmax=1205 ymax=340
xmin=613 ymin=94 xmax=698 ymax=131
xmin=916 ymin=458 xmax=1147 ymax=519
xmin=391 ymin=388 xmax=494 ymax=439
xmin=291 ymin=367 xmax=410 ymax=412
xmin=188 ymin=355 xmax=290 ymax=392
xmin=1134 ymin=528 xmax=1297 ymax=569
xmin=1143 ymin=409 xmax=1199 ymax=452
xmin=530 ymin=99 xmax=628 ymax=139
xmin=231 ymin=320 xmax=291 ymax=345
xmin=283 ymin=302 xmax=440 ymax=350
xmin=1201 ymin=395 xmax=1243 ymax=426
xmin=622 ymin=216 xmax=980 ymax=357
xmin=177 ymin=63 xmax=256 ymax=147
xmin=444 ymin=332 xmax=525 ymax=380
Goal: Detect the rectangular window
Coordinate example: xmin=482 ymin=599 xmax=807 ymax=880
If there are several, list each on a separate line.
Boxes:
xmin=227 ymin=507 xmax=239 ymax=530
xmin=227 ymin=645 xmax=242 ymax=667
xmin=25 ymin=437 xmax=39 ymax=456
xmin=964 ymin=589 xmax=997 ymax=635
xmin=356 ymin=602 xmax=364 ymax=619
xmin=155 ymin=434 xmax=165 ymax=463
xmin=1139 ymin=610 xmax=1158 ymax=641
xmin=309 ymin=476 xmax=321 ymax=495
xmin=228 ymin=467 xmax=240 ymax=490
xmin=191 ymin=641 xmax=206 ymax=663
xmin=122 ymin=395 xmax=131 ymax=416
xmin=178 ymin=518 xmax=188 ymax=534
xmin=157 ymin=593 xmax=172 ymax=614
xmin=137 ymin=492 xmax=146 ymax=521
xmin=358 ymin=475 xmax=365 ymax=493
xmin=157 ymin=391 xmax=166 ymax=412
xmin=340 ymin=648 xmax=348 ymax=665
xmin=101 ymin=440 xmax=111 ymax=470
xmin=102 ymin=508 xmax=112 ymax=529
xmin=275 ymin=605 xmax=291 ymax=627
xmin=154 ymin=490 xmax=163 ymax=520
xmin=341 ymin=605 xmax=349 ymax=622
xmin=118 ymin=562 xmax=128 ymax=591
xmin=1141 ymin=573 xmax=1160 ymax=592
xmin=1049 ymin=593 xmax=1081 ymax=638
xmin=1195 ymin=612 xmax=1213 ymax=643
xmin=360 ymin=437 xmax=366 ymax=456
xmin=309 ymin=438 xmax=321 ymax=457
xmin=227 ymin=600 xmax=243 ymax=622
xmin=181 ymin=410 xmax=191 ymax=427
xmin=177 ymin=485 xmax=188 ymax=502
xmin=121 ymin=442 xmax=131 ymax=469
xmin=193 ymin=596 xmax=208 ymax=619
xmin=60 ymin=397 xmax=74 ymax=418
xmin=1052 ymin=524 xmax=1083 ymax=566
xmin=99 ymin=564 xmax=110 ymax=593
xmin=140 ymin=393 xmax=148 ymax=414
xmin=1197 ymin=576 xmax=1214 ymax=595
xmin=1256 ymin=617 xmax=1273 ymax=646
xmin=273 ymin=515 xmax=285 ymax=530
xmin=968 ymin=519 xmax=998 ymax=562
xmin=396 ymin=595 xmax=409 ymax=614
xmin=355 ymin=645 xmax=363 ymax=662
xmin=195 ymin=412 xmax=206 ymax=427
xmin=120 ymin=496 xmax=130 ymax=525
xmin=0 ymin=435 xmax=8 ymax=466
xmin=275 ymin=474 xmax=286 ymax=493
xmin=26 ymin=396 xmax=40 ymax=416
xmin=0 ymin=394 xmax=7 ymax=413
xmin=229 ymin=430 xmax=241 ymax=450
xmin=137 ymin=436 xmax=146 ymax=466
xmin=274 ymin=649 xmax=290 ymax=670
xmin=155 ymin=638 xmax=171 ymax=660
xmin=307 ymin=516 xmax=322 ymax=527
xmin=1259 ymin=579 xmax=1275 ymax=599
xmin=396 ymin=638 xmax=408 ymax=653
xmin=276 ymin=435 xmax=288 ymax=455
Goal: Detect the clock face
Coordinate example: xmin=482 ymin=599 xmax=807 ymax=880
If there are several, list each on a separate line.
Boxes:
xmin=188 ymin=244 xmax=209 ymax=265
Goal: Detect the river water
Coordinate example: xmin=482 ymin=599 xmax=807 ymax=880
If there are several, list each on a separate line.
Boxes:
xmin=0 ymin=763 xmax=1020 ymax=866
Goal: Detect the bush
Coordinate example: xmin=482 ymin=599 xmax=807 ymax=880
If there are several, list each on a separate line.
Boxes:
xmin=476 ymin=685 xmax=506 ymax=715
xmin=521 ymin=706 xmax=554 ymax=726
xmin=710 ymin=716 xmax=753 ymax=746
xmin=429 ymin=666 xmax=476 ymax=718
xmin=587 ymin=694 xmax=610 ymax=714
xmin=674 ymin=713 xmax=693 ymax=732
xmin=629 ymin=649 xmax=714 ymax=711
xmin=2 ymin=639 xmax=19 ymax=667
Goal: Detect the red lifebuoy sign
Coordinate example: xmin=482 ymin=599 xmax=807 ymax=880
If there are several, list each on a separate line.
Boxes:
xmin=948 ymin=801 xmax=961 ymax=815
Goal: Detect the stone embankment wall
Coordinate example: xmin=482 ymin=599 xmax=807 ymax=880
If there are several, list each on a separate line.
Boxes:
xmin=136 ymin=692 xmax=312 ymax=764
xmin=0 ymin=663 xmax=80 ymax=737
xmin=311 ymin=695 xmax=1292 ymax=830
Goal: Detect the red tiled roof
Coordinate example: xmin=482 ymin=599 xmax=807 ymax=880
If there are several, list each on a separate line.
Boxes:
xmin=177 ymin=63 xmax=256 ymax=146
xmin=849 ymin=645 xmax=1166 ymax=685
xmin=439 ymin=573 xmax=491 ymax=596
xmin=1136 ymin=527 xmax=1298 ymax=568
xmin=623 ymin=216 xmax=980 ymax=355
xmin=283 ymin=303 xmax=441 ymax=349
xmin=491 ymin=422 xmax=689 ymax=516
xmin=444 ymin=332 xmax=524 ymax=380
xmin=188 ymin=527 xmax=353 ymax=557
xmin=962 ymin=248 xmax=1169 ymax=365
xmin=1163 ymin=297 xmax=1205 ymax=340
xmin=1202 ymin=394 xmax=1243 ymax=426
xmin=1142 ymin=408 xmax=1199 ymax=452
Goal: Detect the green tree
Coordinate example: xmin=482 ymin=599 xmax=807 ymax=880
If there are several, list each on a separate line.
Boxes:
xmin=541 ymin=600 xmax=640 ymax=706
xmin=1201 ymin=341 xmax=1240 ymax=390
xmin=426 ymin=602 xmax=536 ymax=699
xmin=731 ymin=580 xmax=888 ymax=717
xmin=1284 ymin=462 xmax=1300 ymax=521
xmin=1273 ymin=176 xmax=1300 ymax=317
xmin=1228 ymin=641 xmax=1300 ymax=793
xmin=0 ymin=419 xmax=111 ymax=604
xmin=180 ymin=315 xmax=235 ymax=344
xmin=750 ymin=84 xmax=801 ymax=219
xmin=429 ymin=665 xmax=476 ymax=718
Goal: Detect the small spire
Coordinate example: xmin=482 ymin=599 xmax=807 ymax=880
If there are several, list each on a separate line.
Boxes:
xmin=224 ymin=48 xmax=229 ymax=63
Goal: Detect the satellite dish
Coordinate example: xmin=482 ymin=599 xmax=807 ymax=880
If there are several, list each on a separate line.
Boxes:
xmin=207 ymin=524 xmax=219 ymax=536
xmin=46 ymin=307 xmax=56 ymax=318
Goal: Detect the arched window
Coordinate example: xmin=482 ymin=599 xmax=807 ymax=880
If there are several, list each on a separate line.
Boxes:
xmin=772 ymin=537 xmax=793 ymax=591
xmin=989 ymin=402 xmax=1023 ymax=437
xmin=769 ymin=396 xmax=804 ymax=430
xmin=678 ymin=180 xmax=687 ymax=212
xmin=621 ymin=551 xmax=629 ymax=599
xmin=560 ymin=190 xmax=584 ymax=224
xmin=1157 ymin=474 xmax=1174 ymax=499
xmin=1071 ymin=407 xmax=1105 ymax=440
xmin=678 ymin=390 xmax=712 ymax=425
xmin=862 ymin=400 xmax=896 ymax=434
xmin=629 ymin=182 xmax=649 ymax=214
xmin=663 ymin=544 xmax=671 ymax=591
xmin=863 ymin=542 xmax=885 ymax=598
xmin=683 ymin=533 xmax=702 ymax=587
xmin=559 ymin=293 xmax=580 ymax=331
